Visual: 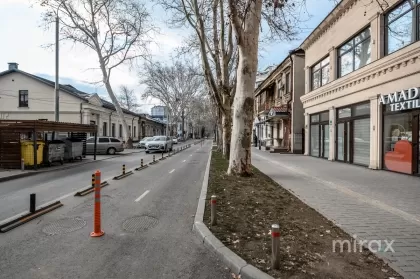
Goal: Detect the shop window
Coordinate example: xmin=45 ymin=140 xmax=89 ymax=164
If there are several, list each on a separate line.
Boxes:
xmin=103 ymin=122 xmax=107 ymax=136
xmin=338 ymin=27 xmax=371 ymax=77
xmin=383 ymin=112 xmax=413 ymax=174
xmin=311 ymin=56 xmax=330 ymax=90
xmin=320 ymin=111 xmax=329 ymax=122
xmin=353 ymin=118 xmax=371 ymax=165
xmin=311 ymin=114 xmax=319 ymax=123
xmin=310 ymin=124 xmax=320 ymax=157
xmin=353 ymin=103 xmax=371 ymax=116
xmin=338 ymin=107 xmax=351 ymax=118
xmin=386 ymin=0 xmax=419 ymax=55
xmin=111 ymin=123 xmax=116 ymax=137
xmin=119 ymin=124 xmax=123 ymax=137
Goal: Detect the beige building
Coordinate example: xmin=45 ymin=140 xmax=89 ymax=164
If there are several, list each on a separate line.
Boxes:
xmin=254 ymin=49 xmax=305 ymax=153
xmin=0 ymin=63 xmax=165 ymax=140
xmin=300 ymin=0 xmax=420 ymax=176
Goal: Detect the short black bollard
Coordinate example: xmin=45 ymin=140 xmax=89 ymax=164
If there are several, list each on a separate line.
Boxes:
xmin=91 ymin=173 xmax=95 ymax=188
xmin=122 ymin=164 xmax=126 ymax=175
xmin=141 ymin=158 xmax=144 ymax=167
xmin=30 ymin=193 xmax=36 ymax=213
xmin=153 ymin=155 xmax=155 ymax=162
xmin=162 ymin=151 xmax=164 ymax=159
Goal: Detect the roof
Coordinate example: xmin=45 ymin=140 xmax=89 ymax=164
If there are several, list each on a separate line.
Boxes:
xmin=0 ymin=68 xmax=166 ymax=124
xmin=0 ymin=120 xmax=96 ymax=133
xmin=298 ymin=0 xmax=351 ymax=50
xmin=254 ymin=48 xmax=304 ymax=95
xmin=271 ymin=106 xmax=288 ymax=113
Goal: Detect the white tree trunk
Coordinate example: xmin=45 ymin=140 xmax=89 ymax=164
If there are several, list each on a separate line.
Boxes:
xmin=97 ymin=52 xmax=132 ymax=147
xmin=227 ymin=22 xmax=260 ymax=174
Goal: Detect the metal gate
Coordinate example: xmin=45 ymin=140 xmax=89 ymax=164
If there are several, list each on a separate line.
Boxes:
xmin=293 ymin=132 xmax=303 ymax=154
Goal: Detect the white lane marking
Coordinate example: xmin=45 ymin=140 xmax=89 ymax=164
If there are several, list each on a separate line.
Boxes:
xmin=190 ymin=154 xmax=192 ymax=157
xmin=182 ymin=160 xmax=186 ymax=162
xmin=169 ymin=169 xmax=175 ymax=174
xmin=135 ymin=190 xmax=150 ymax=202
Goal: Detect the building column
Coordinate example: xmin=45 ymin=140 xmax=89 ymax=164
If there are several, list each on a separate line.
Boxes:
xmin=329 ymin=47 xmax=337 ymax=81
xmin=328 ymin=107 xmax=336 ymax=161
xmin=82 ymin=110 xmax=90 ymax=125
xmin=369 ymin=96 xmax=380 ymax=170
xmin=369 ymin=12 xmax=381 ymax=61
xmin=304 ymin=67 xmax=310 ymax=94
xmin=304 ymin=113 xmax=310 ymax=155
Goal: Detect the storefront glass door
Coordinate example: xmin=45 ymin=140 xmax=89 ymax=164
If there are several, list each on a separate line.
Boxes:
xmin=322 ymin=124 xmax=329 ymax=159
xmin=337 ymin=123 xmax=345 ymax=161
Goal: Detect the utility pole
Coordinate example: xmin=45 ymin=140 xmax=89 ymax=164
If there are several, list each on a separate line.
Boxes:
xmin=54 ymin=15 xmax=60 ymax=122
xmin=181 ymin=109 xmax=185 ymax=138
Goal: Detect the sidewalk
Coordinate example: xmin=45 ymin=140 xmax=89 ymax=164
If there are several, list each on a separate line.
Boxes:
xmin=0 ymin=149 xmax=144 ymax=183
xmin=252 ymin=148 xmax=420 ymax=279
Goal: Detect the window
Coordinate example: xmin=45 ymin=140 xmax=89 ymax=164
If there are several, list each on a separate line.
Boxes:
xmin=98 ymin=137 xmax=109 ymax=143
xmin=19 ymin=90 xmax=28 ymax=107
xmin=386 ymin=0 xmax=419 ymax=54
xmin=110 ymin=138 xmax=121 ymax=143
xmin=311 ymin=56 xmax=330 ymax=90
xmin=119 ymin=124 xmax=123 ymax=137
xmin=285 ymin=73 xmax=290 ymax=93
xmin=103 ymin=122 xmax=107 ymax=136
xmin=90 ymin=121 xmax=96 ymax=137
xmin=128 ymin=125 xmax=131 ymax=136
xmin=134 ymin=126 xmax=136 ymax=138
xmin=338 ymin=107 xmax=351 ymax=118
xmin=111 ymin=123 xmax=116 ymax=137
xmin=338 ymin=27 xmax=371 ymax=77
xmin=86 ymin=138 xmax=95 ymax=143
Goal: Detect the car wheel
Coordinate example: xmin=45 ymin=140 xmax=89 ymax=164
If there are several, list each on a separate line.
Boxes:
xmin=145 ymin=150 xmax=149 ymax=154
xmin=107 ymin=147 xmax=116 ymax=155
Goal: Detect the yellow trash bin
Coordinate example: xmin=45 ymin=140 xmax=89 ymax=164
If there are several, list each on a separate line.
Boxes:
xmin=21 ymin=141 xmax=45 ymax=166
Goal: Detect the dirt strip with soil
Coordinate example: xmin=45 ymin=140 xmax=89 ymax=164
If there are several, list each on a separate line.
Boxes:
xmin=203 ymin=150 xmax=402 ymax=279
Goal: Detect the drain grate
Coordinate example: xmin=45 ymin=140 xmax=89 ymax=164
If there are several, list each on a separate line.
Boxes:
xmin=122 ymin=216 xmax=158 ymax=233
xmin=42 ymin=217 xmax=87 ymax=235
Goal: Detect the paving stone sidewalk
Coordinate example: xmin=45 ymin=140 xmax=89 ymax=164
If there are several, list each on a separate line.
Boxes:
xmin=252 ymin=149 xmax=420 ymax=279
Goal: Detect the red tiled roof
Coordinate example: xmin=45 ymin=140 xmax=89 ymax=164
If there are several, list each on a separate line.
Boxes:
xmin=271 ymin=106 xmax=288 ymax=113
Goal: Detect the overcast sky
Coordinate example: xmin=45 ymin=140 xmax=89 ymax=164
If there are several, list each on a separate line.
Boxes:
xmin=0 ymin=0 xmax=335 ymax=114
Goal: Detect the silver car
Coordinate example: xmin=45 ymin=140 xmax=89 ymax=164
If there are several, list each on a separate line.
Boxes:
xmin=145 ymin=136 xmax=173 ymax=153
xmin=86 ymin=136 xmax=124 ymax=155
xmin=136 ymin=137 xmax=153 ymax=149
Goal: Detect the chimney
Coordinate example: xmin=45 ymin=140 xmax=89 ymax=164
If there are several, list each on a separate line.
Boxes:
xmin=8 ymin=62 xmax=18 ymax=70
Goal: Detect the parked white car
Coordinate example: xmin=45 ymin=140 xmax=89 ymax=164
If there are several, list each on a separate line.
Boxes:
xmin=145 ymin=136 xmax=173 ymax=153
xmin=172 ymin=137 xmax=178 ymax=144
xmin=136 ymin=137 xmax=153 ymax=149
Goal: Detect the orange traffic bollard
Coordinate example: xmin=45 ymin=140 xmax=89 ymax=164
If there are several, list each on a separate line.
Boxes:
xmin=90 ymin=170 xmax=104 ymax=237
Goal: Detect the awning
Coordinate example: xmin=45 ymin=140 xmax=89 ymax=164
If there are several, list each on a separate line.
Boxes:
xmin=266 ymin=106 xmax=289 ymax=122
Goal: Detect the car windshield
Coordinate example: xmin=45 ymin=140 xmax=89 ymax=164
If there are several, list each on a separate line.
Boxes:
xmin=153 ymin=136 xmax=166 ymax=141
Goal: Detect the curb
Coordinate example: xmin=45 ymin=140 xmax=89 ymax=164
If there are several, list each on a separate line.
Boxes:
xmin=192 ymin=149 xmax=274 ymax=279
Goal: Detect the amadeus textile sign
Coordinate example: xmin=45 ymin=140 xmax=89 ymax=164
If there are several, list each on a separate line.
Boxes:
xmin=379 ymin=87 xmax=420 ymax=112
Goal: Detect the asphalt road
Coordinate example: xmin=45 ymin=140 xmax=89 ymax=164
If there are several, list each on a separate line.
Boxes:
xmin=0 ymin=141 xmax=196 ymax=222
xmin=0 ymin=140 xmax=230 ymax=279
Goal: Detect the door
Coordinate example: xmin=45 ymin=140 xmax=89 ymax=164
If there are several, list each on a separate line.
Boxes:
xmin=98 ymin=137 xmax=110 ymax=153
xmin=337 ymin=122 xmax=350 ymax=162
xmin=86 ymin=138 xmax=95 ymax=153
xmin=321 ymin=124 xmax=329 ymax=158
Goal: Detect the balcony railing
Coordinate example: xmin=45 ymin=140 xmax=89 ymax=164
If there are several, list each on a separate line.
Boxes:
xmin=257 ymin=100 xmax=275 ymax=113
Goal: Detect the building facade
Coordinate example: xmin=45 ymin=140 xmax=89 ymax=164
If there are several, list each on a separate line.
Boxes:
xmin=254 ymin=49 xmax=306 ymax=153
xmin=150 ymin=105 xmax=167 ymax=121
xmin=0 ymin=63 xmax=165 ymax=141
xmin=300 ymin=0 xmax=420 ymax=176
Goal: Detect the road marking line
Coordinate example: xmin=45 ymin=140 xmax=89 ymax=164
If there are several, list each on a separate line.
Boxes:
xmin=190 ymin=154 xmax=192 ymax=157
xmin=182 ymin=160 xmax=186 ymax=162
xmin=135 ymin=190 xmax=150 ymax=202
xmin=169 ymin=169 xmax=175 ymax=174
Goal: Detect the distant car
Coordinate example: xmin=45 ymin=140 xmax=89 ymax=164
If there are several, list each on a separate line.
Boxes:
xmin=177 ymin=136 xmax=185 ymax=142
xmin=172 ymin=137 xmax=178 ymax=144
xmin=86 ymin=136 xmax=124 ymax=155
xmin=136 ymin=137 xmax=154 ymax=149
xmin=145 ymin=136 xmax=173 ymax=153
